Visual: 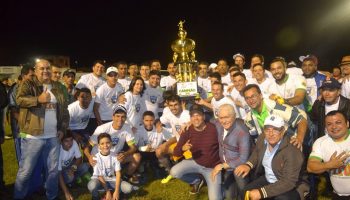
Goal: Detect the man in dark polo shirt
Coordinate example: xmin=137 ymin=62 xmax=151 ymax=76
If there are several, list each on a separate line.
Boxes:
xmin=170 ymin=104 xmax=222 ymax=200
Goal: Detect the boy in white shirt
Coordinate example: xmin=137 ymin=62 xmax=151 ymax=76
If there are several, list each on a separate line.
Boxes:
xmin=59 ymin=130 xmax=90 ymax=200
xmin=87 ymin=133 xmax=136 ymax=200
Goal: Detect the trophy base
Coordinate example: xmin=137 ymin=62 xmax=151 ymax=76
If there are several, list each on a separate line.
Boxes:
xmin=176 ymin=82 xmax=198 ymax=97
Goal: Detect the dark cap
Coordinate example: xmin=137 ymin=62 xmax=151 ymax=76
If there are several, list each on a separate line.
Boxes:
xmin=320 ymin=77 xmax=341 ymax=90
xmin=63 ymin=69 xmax=76 ymax=77
xmin=113 ymin=105 xmax=127 ymax=115
xmin=189 ymin=104 xmax=204 ymax=116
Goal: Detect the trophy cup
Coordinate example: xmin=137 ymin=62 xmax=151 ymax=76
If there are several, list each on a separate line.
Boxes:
xmin=171 ymin=20 xmax=198 ymax=97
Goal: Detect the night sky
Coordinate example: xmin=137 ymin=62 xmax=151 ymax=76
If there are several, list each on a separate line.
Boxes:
xmin=1 ymin=0 xmax=350 ymax=70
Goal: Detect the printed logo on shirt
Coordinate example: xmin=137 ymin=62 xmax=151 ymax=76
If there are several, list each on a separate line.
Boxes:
xmin=111 ymin=95 xmax=118 ymax=104
xmin=63 ymin=159 xmax=72 ymax=168
xmin=112 ymin=137 xmax=119 ymax=146
xmin=150 ymin=96 xmax=157 ymax=104
xmin=135 ymin=104 xmax=141 ymax=112
xmin=81 ymin=116 xmax=90 ymax=123
xmin=175 ymin=125 xmax=181 ymax=133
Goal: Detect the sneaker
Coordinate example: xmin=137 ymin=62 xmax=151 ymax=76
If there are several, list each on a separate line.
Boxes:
xmin=189 ymin=178 xmax=204 ymax=195
xmin=128 ymin=175 xmax=140 ymax=184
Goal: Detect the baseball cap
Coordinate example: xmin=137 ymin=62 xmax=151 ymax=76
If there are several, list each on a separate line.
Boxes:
xmin=62 ymin=69 xmax=76 ymax=77
xmin=320 ymin=77 xmax=341 ymax=90
xmin=299 ymin=55 xmax=318 ymax=65
xmin=209 ymin=63 xmax=218 ymax=69
xmin=113 ymin=104 xmax=127 ymax=115
xmin=189 ymin=104 xmax=204 ymax=116
xmin=106 ymin=66 xmax=118 ymax=75
xmin=264 ymin=115 xmax=284 ymax=129
xmin=233 ymin=53 xmax=245 ymax=60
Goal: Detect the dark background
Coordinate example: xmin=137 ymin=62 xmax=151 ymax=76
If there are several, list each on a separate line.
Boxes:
xmin=1 ymin=0 xmax=350 ymax=70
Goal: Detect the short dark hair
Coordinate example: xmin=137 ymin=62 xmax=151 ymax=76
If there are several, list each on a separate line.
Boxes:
xmin=198 ymin=61 xmax=209 ymax=66
xmin=114 ymin=61 xmax=127 ymax=69
xmin=212 ymin=81 xmax=224 ymax=90
xmin=270 ymin=57 xmax=287 ymax=68
xmin=167 ymin=94 xmax=181 ymax=103
xmin=92 ymin=60 xmax=105 ymax=67
xmin=251 ymin=54 xmax=265 ymax=64
xmin=242 ymin=84 xmax=262 ymax=97
xmin=76 ymin=87 xmax=91 ymax=96
xmin=252 ymin=63 xmax=264 ymax=70
xmin=209 ymin=72 xmax=222 ymax=82
xmin=163 ymin=90 xmax=175 ymax=101
xmin=149 ymin=70 xmax=161 ymax=78
xmin=97 ymin=133 xmax=111 ymax=144
xmin=232 ymin=72 xmax=246 ymax=80
xmin=143 ymin=111 xmax=155 ymax=118
xmin=21 ymin=65 xmax=34 ymax=76
xmin=325 ymin=110 xmax=347 ymax=122
xmin=62 ymin=129 xmax=73 ymax=141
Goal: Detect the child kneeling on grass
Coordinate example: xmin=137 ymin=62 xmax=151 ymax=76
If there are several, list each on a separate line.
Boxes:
xmin=88 ymin=133 xmax=137 ymax=200
xmin=59 ymin=130 xmax=90 ymax=200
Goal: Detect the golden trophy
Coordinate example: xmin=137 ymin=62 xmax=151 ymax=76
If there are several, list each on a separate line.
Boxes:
xmin=171 ymin=20 xmax=198 ymax=97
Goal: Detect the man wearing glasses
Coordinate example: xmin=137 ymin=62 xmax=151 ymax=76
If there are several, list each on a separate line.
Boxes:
xmin=242 ymin=84 xmax=307 ymax=149
xmin=235 ymin=115 xmax=307 ymax=200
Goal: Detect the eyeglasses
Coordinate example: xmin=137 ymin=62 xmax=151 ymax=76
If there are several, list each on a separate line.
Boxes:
xmin=244 ymin=93 xmax=259 ymax=101
xmin=264 ymin=127 xmax=282 ymax=135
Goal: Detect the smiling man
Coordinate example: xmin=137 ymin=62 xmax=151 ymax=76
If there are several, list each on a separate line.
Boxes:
xmin=235 ymin=115 xmax=306 ymax=200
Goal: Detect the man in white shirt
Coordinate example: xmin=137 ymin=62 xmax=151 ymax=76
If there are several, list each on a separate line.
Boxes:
xmin=143 ymin=70 xmax=163 ymax=119
xmin=197 ymin=61 xmax=211 ymax=97
xmin=268 ymin=57 xmax=307 ymax=111
xmin=68 ymin=87 xmax=94 ymax=147
xmin=308 ymin=111 xmax=350 ymax=199
xmin=93 ymin=67 xmax=124 ymax=125
xmin=84 ymin=105 xmax=141 ymax=184
xmin=233 ymin=53 xmax=245 ymax=72
xmin=160 ymin=62 xmax=177 ymax=91
xmin=217 ymin=59 xmax=231 ymax=85
xmin=251 ymin=63 xmax=274 ymax=98
xmin=115 ymin=61 xmax=131 ymax=92
xmin=139 ymin=62 xmax=150 ymax=84
xmin=76 ymin=60 xmax=106 ymax=97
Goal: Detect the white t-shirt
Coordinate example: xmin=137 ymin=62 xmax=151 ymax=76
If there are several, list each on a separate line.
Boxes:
xmin=251 ymin=78 xmax=274 ymax=99
xmin=27 ymin=84 xmax=57 ymax=139
xmin=160 ymin=75 xmax=177 ymax=90
xmin=305 ymin=77 xmax=318 ymax=105
xmin=68 ymin=100 xmax=94 ymax=130
xmin=160 ymin=107 xmax=190 ymax=140
xmin=341 ymin=79 xmax=350 ymax=99
xmin=310 ymin=133 xmax=350 ymax=196
xmin=76 ymin=73 xmax=106 ymax=95
xmin=95 ymin=82 xmax=124 ymax=121
xmin=197 ymin=76 xmax=211 ymax=94
xmin=286 ymin=67 xmax=303 ymax=76
xmin=325 ymin=97 xmax=340 ymax=115
xmin=92 ymin=152 xmax=121 ymax=181
xmin=118 ymin=77 xmax=131 ymax=92
xmin=221 ymin=73 xmax=232 ymax=86
xmin=123 ymin=91 xmax=145 ymax=128
xmin=243 ymin=69 xmax=273 ymax=79
xmin=90 ymin=122 xmax=135 ymax=156
xmin=267 ymin=74 xmax=307 ymax=110
xmin=229 ymin=88 xmax=250 ymax=119
xmin=135 ymin=125 xmax=172 ymax=150
xmin=211 ymin=96 xmax=236 ymax=118
xmin=143 ymin=86 xmax=163 ymax=119
xmin=58 ymin=140 xmax=81 ymax=170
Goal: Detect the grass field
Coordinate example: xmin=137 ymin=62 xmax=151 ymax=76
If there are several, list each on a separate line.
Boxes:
xmin=2 ymin=125 xmax=331 ymax=200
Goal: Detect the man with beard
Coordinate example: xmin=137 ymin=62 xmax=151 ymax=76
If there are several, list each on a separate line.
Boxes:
xmin=267 ymin=57 xmax=307 ymax=111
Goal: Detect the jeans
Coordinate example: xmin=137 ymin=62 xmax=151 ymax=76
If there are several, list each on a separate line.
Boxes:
xmin=222 ymin=170 xmax=248 ymax=199
xmin=87 ymin=178 xmax=134 ymax=200
xmin=14 ymin=137 xmax=60 ymax=200
xmin=170 ymin=159 xmax=222 ymax=200
xmin=10 ymin=113 xmax=21 ymax=163
xmin=61 ymin=163 xmax=90 ymax=184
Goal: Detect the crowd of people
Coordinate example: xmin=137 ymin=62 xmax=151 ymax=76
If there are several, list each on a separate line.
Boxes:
xmin=0 ymin=54 xmax=350 ymax=200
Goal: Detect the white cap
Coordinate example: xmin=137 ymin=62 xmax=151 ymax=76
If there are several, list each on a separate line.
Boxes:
xmin=264 ymin=115 xmax=284 ymax=128
xmin=106 ymin=66 xmax=118 ymax=75
xmin=209 ymin=63 xmax=218 ymax=69
xmin=233 ymin=53 xmax=245 ymax=60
